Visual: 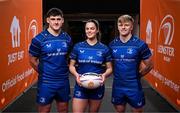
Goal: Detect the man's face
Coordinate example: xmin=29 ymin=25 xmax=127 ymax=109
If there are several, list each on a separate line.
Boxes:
xmin=118 ymin=21 xmax=133 ymax=37
xmin=47 ymin=15 xmax=64 ymax=31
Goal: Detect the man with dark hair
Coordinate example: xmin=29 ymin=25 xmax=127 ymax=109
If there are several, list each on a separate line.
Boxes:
xmin=29 ymin=8 xmax=72 ymax=113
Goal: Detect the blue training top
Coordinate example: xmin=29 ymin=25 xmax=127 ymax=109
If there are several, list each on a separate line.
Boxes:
xmin=109 ymin=35 xmax=152 ymax=90
xmin=29 ymin=29 xmax=72 ymax=84
xmin=70 ymin=41 xmax=111 ymax=75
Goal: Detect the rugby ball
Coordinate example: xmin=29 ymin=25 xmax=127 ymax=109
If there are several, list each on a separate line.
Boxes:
xmin=80 ymin=73 xmax=102 ymax=89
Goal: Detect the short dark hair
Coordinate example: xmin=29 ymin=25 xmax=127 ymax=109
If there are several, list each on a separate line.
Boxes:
xmin=46 ymin=8 xmax=63 ymax=18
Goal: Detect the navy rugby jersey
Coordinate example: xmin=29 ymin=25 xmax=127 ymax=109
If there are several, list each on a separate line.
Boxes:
xmin=29 ymin=30 xmax=72 ymax=84
xmin=109 ymin=36 xmax=151 ymax=90
xmin=70 ymin=41 xmax=111 ymax=74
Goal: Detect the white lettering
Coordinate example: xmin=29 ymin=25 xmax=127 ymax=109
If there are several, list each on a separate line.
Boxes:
xmin=164 ymin=78 xmax=179 ymax=92
xmin=8 ymin=50 xmax=24 ymax=65
xmin=8 ymin=52 xmax=18 ymax=65
xmin=150 ymin=69 xmax=179 ymax=92
xmin=16 ymin=73 xmax=25 ymax=82
xmin=2 ymin=76 xmax=17 ymax=92
xmin=25 ymin=68 xmax=34 ymax=77
xmin=18 ymin=51 xmax=24 ymax=60
xmin=78 ymin=60 xmax=102 ymax=64
xmin=47 ymin=52 xmax=67 ymax=56
xmin=158 ymin=45 xmax=174 ymax=57
xmin=1 ymin=68 xmax=34 ymax=92
xmin=163 ymin=56 xmax=171 ymax=62
xmin=114 ymin=58 xmax=135 ymax=62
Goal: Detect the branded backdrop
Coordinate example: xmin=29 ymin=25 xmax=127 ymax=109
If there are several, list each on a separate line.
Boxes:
xmin=0 ymin=0 xmax=42 ymax=110
xmin=140 ymin=0 xmax=180 ymax=110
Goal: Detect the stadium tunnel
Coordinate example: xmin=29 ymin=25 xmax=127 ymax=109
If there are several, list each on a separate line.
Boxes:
xmin=43 ymin=0 xmax=140 ymax=45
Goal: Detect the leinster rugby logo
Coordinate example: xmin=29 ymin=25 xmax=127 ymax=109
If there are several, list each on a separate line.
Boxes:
xmin=96 ymin=51 xmax=102 ymax=57
xmin=157 ymin=14 xmax=175 ymax=62
xmin=62 ymin=42 xmax=67 ymax=47
xmin=127 ymin=48 xmax=133 ymax=54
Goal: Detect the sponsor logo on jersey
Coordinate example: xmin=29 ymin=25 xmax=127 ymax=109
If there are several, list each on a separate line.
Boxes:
xmin=80 ymin=50 xmax=85 ymax=53
xmin=46 ymin=43 xmax=51 ymax=48
xmin=47 ymin=48 xmax=66 ymax=56
xmin=113 ymin=49 xmax=117 ymax=53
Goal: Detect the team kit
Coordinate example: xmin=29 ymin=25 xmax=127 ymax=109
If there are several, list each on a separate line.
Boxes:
xmin=29 ymin=8 xmax=153 ymax=113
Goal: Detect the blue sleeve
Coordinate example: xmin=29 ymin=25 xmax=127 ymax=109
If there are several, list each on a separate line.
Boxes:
xmin=67 ymin=35 xmax=73 ymax=54
xmin=29 ymin=37 xmax=41 ymax=57
xmin=70 ymin=44 xmax=78 ymax=60
xmin=104 ymin=47 xmax=112 ymax=62
xmin=139 ymin=42 xmax=152 ymax=60
xmin=65 ymin=33 xmax=73 ymax=48
xmin=108 ymin=42 xmax=114 ymax=61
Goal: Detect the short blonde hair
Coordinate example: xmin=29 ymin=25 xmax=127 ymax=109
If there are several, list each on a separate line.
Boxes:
xmin=118 ymin=15 xmax=134 ymax=24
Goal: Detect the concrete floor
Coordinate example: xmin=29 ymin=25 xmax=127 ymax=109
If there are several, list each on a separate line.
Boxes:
xmin=2 ymin=75 xmax=178 ymax=113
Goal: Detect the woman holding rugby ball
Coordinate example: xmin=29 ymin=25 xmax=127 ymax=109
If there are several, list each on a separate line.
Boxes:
xmin=69 ymin=19 xmax=112 ymax=113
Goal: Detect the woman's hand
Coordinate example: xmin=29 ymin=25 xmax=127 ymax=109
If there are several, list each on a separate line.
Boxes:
xmin=76 ymin=74 xmax=82 ymax=86
xmin=100 ymin=74 xmax=106 ymax=86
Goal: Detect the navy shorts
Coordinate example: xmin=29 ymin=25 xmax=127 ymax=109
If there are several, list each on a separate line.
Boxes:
xmin=111 ymin=88 xmax=145 ymax=108
xmin=73 ymin=83 xmax=104 ymax=100
xmin=37 ymin=80 xmax=71 ymax=105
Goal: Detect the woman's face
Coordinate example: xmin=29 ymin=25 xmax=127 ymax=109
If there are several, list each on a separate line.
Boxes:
xmin=85 ymin=22 xmax=98 ymax=39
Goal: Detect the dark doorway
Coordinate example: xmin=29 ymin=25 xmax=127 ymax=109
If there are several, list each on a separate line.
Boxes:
xmin=99 ymin=21 xmax=115 ymax=45
xmin=43 ymin=0 xmax=140 ymax=45
xmin=67 ymin=20 xmax=115 ymax=46
xmin=67 ymin=21 xmax=84 ymax=45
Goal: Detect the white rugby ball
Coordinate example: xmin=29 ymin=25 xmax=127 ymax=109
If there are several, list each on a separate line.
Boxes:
xmin=80 ymin=73 xmax=102 ymax=89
